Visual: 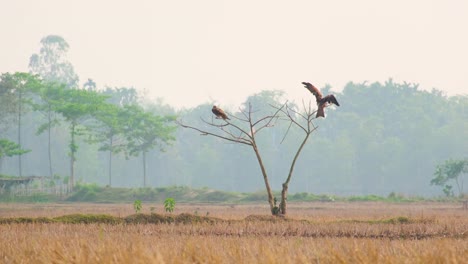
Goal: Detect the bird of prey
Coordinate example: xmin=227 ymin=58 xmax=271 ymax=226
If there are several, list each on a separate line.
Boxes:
xmin=212 ymin=105 xmax=230 ymax=120
xmin=302 ymin=82 xmax=340 ymax=118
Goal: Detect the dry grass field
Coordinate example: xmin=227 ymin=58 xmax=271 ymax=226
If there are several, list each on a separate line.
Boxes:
xmin=0 ymin=202 xmax=466 ymax=263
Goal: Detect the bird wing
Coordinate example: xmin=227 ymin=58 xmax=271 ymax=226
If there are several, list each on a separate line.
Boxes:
xmin=322 ymin=94 xmax=340 ymax=106
xmin=217 ymin=108 xmax=227 ymax=119
xmin=302 ymin=82 xmax=323 ymax=102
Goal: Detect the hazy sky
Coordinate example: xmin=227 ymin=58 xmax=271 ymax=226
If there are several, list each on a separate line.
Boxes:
xmin=1 ymin=0 xmax=467 ymax=108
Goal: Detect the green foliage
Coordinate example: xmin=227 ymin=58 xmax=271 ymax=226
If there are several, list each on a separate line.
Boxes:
xmin=0 ymin=139 xmax=30 ymax=158
xmin=31 ymin=81 xmax=65 ymax=135
xmin=289 ymin=192 xmax=336 ymax=202
xmin=442 ymin=185 xmax=454 ymax=197
xmin=164 ymin=197 xmax=176 ymax=213
xmin=2 ymin=61 xmax=467 ymax=199
xmin=65 ymin=183 xmax=103 ymax=202
xmin=0 ymin=192 xmax=58 ymax=203
xmin=197 ymin=191 xmax=240 ymax=202
xmin=133 ymin=199 xmax=142 ymax=213
xmin=49 ymin=87 xmax=111 ymax=188
xmin=431 ymin=158 xmax=468 ymax=197
xmin=347 ymin=195 xmax=386 ymax=202
xmin=120 ymin=104 xmax=177 ymax=157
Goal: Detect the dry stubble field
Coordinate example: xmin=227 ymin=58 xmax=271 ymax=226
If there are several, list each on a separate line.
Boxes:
xmin=0 ymin=202 xmax=466 ymax=263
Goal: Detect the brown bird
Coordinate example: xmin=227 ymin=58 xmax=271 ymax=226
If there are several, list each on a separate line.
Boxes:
xmin=212 ymin=105 xmax=230 ymax=120
xmin=302 ymin=82 xmax=340 ymax=118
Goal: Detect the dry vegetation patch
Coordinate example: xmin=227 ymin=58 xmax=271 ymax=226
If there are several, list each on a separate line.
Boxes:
xmin=0 ymin=202 xmax=466 ymax=263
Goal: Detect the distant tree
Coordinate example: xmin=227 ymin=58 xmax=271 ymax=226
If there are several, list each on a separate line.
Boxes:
xmin=0 ymin=72 xmax=40 ymax=176
xmin=431 ymin=158 xmax=468 ymax=197
xmin=0 ymin=74 xmax=18 ymax=130
xmin=90 ymin=103 xmax=128 ymax=187
xmin=275 ymin=101 xmax=318 ymax=214
xmin=121 ymin=105 xmax=176 ymax=187
xmin=178 ymin=98 xmax=318 ymax=216
xmin=0 ymin=139 xmax=30 ymax=171
xmin=29 ymin=81 xmax=64 ymax=178
xmin=29 ymin=35 xmax=79 ymax=88
xmin=51 ymin=88 xmax=109 ymax=190
xmin=89 ymin=87 xmax=140 ymax=186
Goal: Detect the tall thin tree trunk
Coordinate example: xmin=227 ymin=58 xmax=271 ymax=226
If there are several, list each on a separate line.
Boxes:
xmin=47 ymin=105 xmax=53 ymax=178
xmin=252 ymin=143 xmax=274 ymax=213
xmin=143 ymin=151 xmax=147 ymax=187
xmin=280 ymin=133 xmax=311 ymax=215
xmin=108 ymin=136 xmax=113 ymax=187
xmin=69 ymin=122 xmax=76 ymax=191
xmin=18 ymin=90 xmax=22 ymax=177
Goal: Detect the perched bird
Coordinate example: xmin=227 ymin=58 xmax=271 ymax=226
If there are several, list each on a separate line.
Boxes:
xmin=302 ymin=82 xmax=340 ymax=118
xmin=212 ymin=105 xmax=230 ymax=120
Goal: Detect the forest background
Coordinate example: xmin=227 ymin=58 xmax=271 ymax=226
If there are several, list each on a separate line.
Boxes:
xmin=1 ymin=60 xmax=466 ymax=197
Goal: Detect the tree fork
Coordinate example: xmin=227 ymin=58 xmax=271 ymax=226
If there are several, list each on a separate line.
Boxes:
xmin=178 ymin=100 xmax=317 ymax=216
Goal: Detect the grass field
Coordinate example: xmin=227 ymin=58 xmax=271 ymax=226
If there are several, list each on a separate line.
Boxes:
xmin=0 ymin=202 xmax=466 ymax=263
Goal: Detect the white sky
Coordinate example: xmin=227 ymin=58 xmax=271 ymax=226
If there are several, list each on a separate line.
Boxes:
xmin=1 ymin=0 xmax=467 ymax=109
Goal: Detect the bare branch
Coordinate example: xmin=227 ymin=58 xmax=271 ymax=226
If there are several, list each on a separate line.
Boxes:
xmin=239 ymin=106 xmax=250 ymax=120
xmin=199 ymin=117 xmax=253 ymax=143
xmin=254 ymin=116 xmax=280 ymax=135
xmin=286 ymin=104 xmax=308 ymax=121
xmin=221 ymin=126 xmax=252 ymax=144
xmin=272 ymin=104 xmax=308 ymax=133
xmin=230 ymin=114 xmax=249 ymax=123
xmin=280 ymin=121 xmax=293 ymax=144
xmin=200 ymin=117 xmax=229 ymax=128
xmin=177 ymin=120 xmax=252 ymax=146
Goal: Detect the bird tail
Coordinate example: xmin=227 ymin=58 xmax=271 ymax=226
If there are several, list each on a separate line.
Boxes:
xmin=316 ymin=106 xmax=325 ymax=118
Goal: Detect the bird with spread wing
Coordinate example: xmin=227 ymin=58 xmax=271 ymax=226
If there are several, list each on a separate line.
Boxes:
xmin=302 ymin=82 xmax=340 ymax=118
xmin=212 ymin=105 xmax=230 ymax=120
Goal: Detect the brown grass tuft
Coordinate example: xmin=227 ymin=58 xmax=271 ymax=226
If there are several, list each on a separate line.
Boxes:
xmin=0 ymin=202 xmax=466 ymax=263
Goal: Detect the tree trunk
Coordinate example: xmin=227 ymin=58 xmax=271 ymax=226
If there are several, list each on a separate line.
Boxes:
xmin=252 ymin=143 xmax=275 ymax=213
xmin=143 ymin=151 xmax=147 ymax=187
xmin=455 ymin=177 xmax=463 ymax=198
xmin=280 ymin=133 xmax=311 ymax=215
xmin=18 ymin=90 xmax=22 ymax=177
xmin=108 ymin=136 xmax=113 ymax=187
xmin=47 ymin=105 xmax=53 ymax=178
xmin=69 ymin=122 xmax=76 ymax=191
xmin=280 ymin=183 xmax=288 ymax=215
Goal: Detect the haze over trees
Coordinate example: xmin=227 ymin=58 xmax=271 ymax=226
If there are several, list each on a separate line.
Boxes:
xmin=0 ymin=35 xmax=467 ymax=197
xmin=1 ymin=35 xmax=177 ymax=190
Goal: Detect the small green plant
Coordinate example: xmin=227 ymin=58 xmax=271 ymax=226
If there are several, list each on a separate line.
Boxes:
xmin=164 ymin=197 xmax=176 ymax=213
xmin=133 ymin=200 xmax=142 ymax=213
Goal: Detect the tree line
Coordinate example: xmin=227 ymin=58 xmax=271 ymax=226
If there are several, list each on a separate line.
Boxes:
xmin=0 ymin=35 xmax=466 ymax=197
xmin=0 ymin=73 xmax=176 ymax=190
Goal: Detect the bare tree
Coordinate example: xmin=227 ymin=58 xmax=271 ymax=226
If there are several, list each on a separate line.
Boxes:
xmin=275 ymin=101 xmax=318 ymax=215
xmin=178 ymin=101 xmax=318 ymax=216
